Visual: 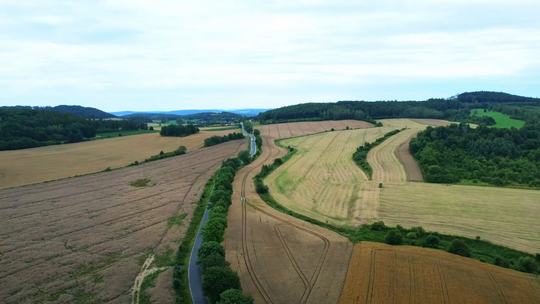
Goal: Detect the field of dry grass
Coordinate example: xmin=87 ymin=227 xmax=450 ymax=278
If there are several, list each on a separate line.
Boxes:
xmin=0 ymin=140 xmax=246 ymax=304
xmin=225 ymin=121 xmax=355 ymax=304
xmin=0 ymin=130 xmax=234 ymax=189
xmin=340 ymin=242 xmax=540 ymax=304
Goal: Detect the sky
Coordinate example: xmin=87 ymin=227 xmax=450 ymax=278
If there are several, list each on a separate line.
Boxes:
xmin=1 ymin=0 xmax=539 ymax=112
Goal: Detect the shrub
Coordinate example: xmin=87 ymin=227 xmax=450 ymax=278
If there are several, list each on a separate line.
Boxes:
xmin=406 ymin=232 xmax=417 ymax=239
xmin=384 ymin=229 xmax=403 ymax=245
xmin=517 ymin=256 xmax=537 ymax=273
xmin=218 ymin=288 xmax=254 ymax=304
xmin=448 ymin=239 xmax=470 ymax=257
xmin=411 ymin=226 xmax=426 ymax=237
xmin=369 ymin=221 xmax=386 ymax=231
xmin=425 ymin=234 xmax=440 ymax=248
xmin=379 ymin=183 xmax=383 ymax=188
xmin=494 ymin=257 xmax=510 ymax=268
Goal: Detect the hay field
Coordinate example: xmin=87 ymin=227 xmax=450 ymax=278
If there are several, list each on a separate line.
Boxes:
xmin=266 ymin=127 xmax=393 ymax=226
xmin=258 ymin=120 xmax=374 ymax=139
xmin=0 ymin=140 xmax=246 ymax=304
xmin=225 ymin=121 xmax=354 ymax=304
xmin=0 ymin=130 xmax=233 ymax=189
xmin=340 ymin=242 xmax=540 ymax=304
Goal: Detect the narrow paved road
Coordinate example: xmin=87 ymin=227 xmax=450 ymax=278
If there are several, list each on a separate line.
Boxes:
xmin=188 ymin=206 xmax=210 ymax=304
xmin=240 ymin=122 xmax=257 ymax=157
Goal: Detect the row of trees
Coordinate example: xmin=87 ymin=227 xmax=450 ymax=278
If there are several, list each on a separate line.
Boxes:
xmin=0 ymin=108 xmax=147 ymax=150
xmin=410 ymin=123 xmax=540 ymax=187
xmin=256 ymin=91 xmax=540 ymax=125
xmin=196 ymin=154 xmax=253 ymax=303
xmin=203 ymin=132 xmax=245 ymax=147
xmin=159 ymin=124 xmax=199 ymax=137
xmin=352 ymin=129 xmax=401 ymax=179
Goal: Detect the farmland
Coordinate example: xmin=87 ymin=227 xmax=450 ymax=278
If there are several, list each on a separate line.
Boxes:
xmin=339 ymin=242 xmax=540 ymax=304
xmin=225 ymin=121 xmax=362 ymax=304
xmin=264 ymin=118 xmax=540 ymax=253
xmin=0 ymin=129 xmax=234 ymax=189
xmin=0 ymin=140 xmax=246 ymax=304
xmin=470 ymin=109 xmax=525 ymax=128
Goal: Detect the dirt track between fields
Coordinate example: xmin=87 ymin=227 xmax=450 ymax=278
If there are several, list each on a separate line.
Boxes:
xmin=224 ymin=121 xmax=362 ymax=304
xmin=0 ymin=140 xmax=246 ymax=304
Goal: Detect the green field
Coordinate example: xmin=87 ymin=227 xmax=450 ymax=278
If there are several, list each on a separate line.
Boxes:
xmin=94 ymin=129 xmax=159 ymax=139
xmin=470 ymin=109 xmax=525 ymax=128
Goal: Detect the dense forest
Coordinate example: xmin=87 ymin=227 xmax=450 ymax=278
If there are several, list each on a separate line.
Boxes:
xmin=0 ymin=108 xmax=147 ymax=151
xmin=256 ymin=91 xmax=540 ymax=125
xmin=178 ymin=111 xmax=243 ymax=123
xmin=2 ymin=105 xmax=116 ymax=119
xmin=159 ymin=124 xmax=199 ymax=137
xmin=410 ymin=123 xmax=540 ymax=187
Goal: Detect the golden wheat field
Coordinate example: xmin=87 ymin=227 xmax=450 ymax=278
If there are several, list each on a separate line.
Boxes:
xmin=339 ymin=242 xmax=540 ymax=304
xmin=0 ymin=130 xmax=233 ymax=189
xmin=266 ymin=119 xmax=540 ymax=253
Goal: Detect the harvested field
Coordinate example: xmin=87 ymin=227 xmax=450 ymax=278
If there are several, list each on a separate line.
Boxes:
xmin=340 ymin=242 xmax=540 ymax=304
xmin=225 ymin=122 xmax=354 ymax=304
xmin=257 ymin=120 xmax=374 ymax=139
xmin=379 ymin=182 xmax=540 ymax=253
xmin=0 ymin=140 xmax=246 ymax=304
xmin=395 ymin=132 xmax=423 ymax=182
xmin=266 ymin=127 xmax=393 ymax=226
xmin=0 ymin=130 xmax=233 ymax=189
xmin=409 ymin=118 xmax=454 ymax=126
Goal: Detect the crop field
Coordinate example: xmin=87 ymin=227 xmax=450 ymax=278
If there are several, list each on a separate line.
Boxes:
xmin=0 ymin=140 xmax=246 ymax=304
xmin=470 ymin=109 xmax=525 ymax=128
xmin=340 ymin=242 xmax=540 ymax=304
xmin=257 ymin=119 xmax=374 ymax=139
xmin=265 ymin=118 xmax=540 ymax=254
xmin=225 ymin=121 xmax=355 ymax=304
xmin=0 ymin=130 xmax=233 ymax=189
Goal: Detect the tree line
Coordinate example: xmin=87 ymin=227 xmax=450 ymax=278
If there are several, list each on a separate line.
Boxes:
xmin=410 ymin=123 xmax=540 ymax=187
xmin=159 ymin=123 xmax=199 ymax=137
xmin=0 ymin=108 xmax=147 ymax=151
xmin=256 ymin=91 xmax=540 ymax=125
xmin=352 ymin=129 xmax=401 ymax=179
xmin=204 ymin=132 xmax=245 ymax=147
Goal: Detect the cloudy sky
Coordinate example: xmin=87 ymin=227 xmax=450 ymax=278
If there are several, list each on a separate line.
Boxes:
xmin=1 ymin=0 xmax=539 ymax=112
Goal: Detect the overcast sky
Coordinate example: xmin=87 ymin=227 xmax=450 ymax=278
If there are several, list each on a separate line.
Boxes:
xmin=1 ymin=0 xmax=539 ymax=112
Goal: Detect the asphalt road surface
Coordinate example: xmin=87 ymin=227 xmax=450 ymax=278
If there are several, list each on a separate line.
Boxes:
xmin=188 ymin=206 xmax=210 ymax=304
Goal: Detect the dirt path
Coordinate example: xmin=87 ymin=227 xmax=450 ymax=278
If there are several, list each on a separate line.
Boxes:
xmin=396 ymin=132 xmax=424 ymax=182
xmin=131 ymin=255 xmax=169 ymax=304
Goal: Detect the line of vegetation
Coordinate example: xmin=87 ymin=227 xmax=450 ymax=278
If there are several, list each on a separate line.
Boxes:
xmin=254 ymin=139 xmax=539 ymax=275
xmin=201 ymin=126 xmax=241 ymax=131
xmin=410 ymin=123 xmax=540 ymax=187
xmin=160 ymin=123 xmax=199 ymax=137
xmin=0 ymin=107 xmax=149 ymax=150
xmin=352 ymin=129 xmax=401 ymax=179
xmin=173 ymin=152 xmax=254 ymax=304
xmin=204 ymin=132 xmax=245 ymax=147
xmin=243 ymin=120 xmax=253 ymax=133
xmin=256 ymin=91 xmax=540 ymax=126
xmin=129 ymin=178 xmax=152 ymax=187
xmin=129 ymin=145 xmax=187 ymax=166
xmin=93 ymin=129 xmax=158 ymax=139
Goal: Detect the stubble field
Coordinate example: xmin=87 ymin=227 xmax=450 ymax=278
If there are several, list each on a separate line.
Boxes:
xmin=0 ymin=130 xmax=234 ymax=189
xmin=339 ymin=242 xmax=540 ymax=304
xmin=225 ymin=121 xmax=358 ymax=304
xmin=0 ymin=140 xmax=246 ymax=304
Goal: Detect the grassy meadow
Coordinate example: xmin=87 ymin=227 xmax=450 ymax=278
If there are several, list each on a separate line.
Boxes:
xmin=470 ymin=109 xmax=525 ymax=128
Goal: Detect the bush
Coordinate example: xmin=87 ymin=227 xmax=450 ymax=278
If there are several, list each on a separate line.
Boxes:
xmin=406 ymin=232 xmax=417 ymax=239
xmin=517 ymin=256 xmax=537 ymax=273
xmin=411 ymin=226 xmax=426 ymax=237
xmin=217 ymin=289 xmax=254 ymax=304
xmin=494 ymin=256 xmax=510 ymax=268
xmin=369 ymin=221 xmax=386 ymax=231
xmin=384 ymin=229 xmax=403 ymax=245
xmin=202 ymin=266 xmax=241 ymax=303
xmin=200 ymin=253 xmax=230 ymax=271
xmin=425 ymin=234 xmax=440 ymax=248
xmin=448 ymin=239 xmax=470 ymax=257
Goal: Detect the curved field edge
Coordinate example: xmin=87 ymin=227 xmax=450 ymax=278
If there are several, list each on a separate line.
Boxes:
xmin=339 ymin=242 xmax=540 ymax=304
xmin=257 ymin=138 xmax=540 ymax=276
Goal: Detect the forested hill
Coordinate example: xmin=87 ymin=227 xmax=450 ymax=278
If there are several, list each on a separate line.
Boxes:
xmin=0 ymin=108 xmax=147 ymax=151
xmin=256 ymin=91 xmax=540 ymax=125
xmin=1 ymin=105 xmax=118 ymax=119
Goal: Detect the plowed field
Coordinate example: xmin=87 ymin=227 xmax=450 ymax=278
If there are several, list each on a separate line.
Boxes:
xmin=0 ymin=130 xmax=234 ymax=189
xmin=340 ymin=242 xmax=540 ymax=304
xmin=0 ymin=140 xmax=246 ymax=304
xmin=225 ymin=121 xmax=355 ymax=304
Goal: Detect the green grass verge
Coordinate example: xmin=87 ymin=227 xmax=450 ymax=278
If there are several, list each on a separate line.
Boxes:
xmin=470 ymin=109 xmax=525 ymax=128
xmin=94 ymin=129 xmax=159 ymax=139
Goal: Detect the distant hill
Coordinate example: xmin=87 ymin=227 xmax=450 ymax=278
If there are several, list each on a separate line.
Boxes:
xmin=111 ymin=108 xmax=273 ymax=117
xmin=2 ymin=105 xmax=116 ymax=119
xmin=457 ymin=91 xmax=540 ymax=104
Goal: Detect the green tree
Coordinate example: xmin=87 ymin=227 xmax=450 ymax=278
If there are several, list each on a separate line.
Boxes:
xmin=202 ymin=219 xmax=227 ymax=243
xmin=202 ymin=266 xmax=241 ymax=302
xmin=238 ymin=150 xmax=250 ymax=164
xmin=200 ymin=253 xmax=230 ymax=271
xmin=517 ymin=256 xmax=537 ymax=273
xmin=196 ymin=241 xmax=225 ymax=264
xmin=448 ymin=239 xmax=470 ymax=257
xmin=384 ymin=229 xmax=403 ymax=245
xmin=218 ymin=289 xmax=254 ymax=304
xmin=175 ymin=145 xmax=187 ymax=155
xmin=253 ymin=129 xmax=260 ymax=136
xmin=243 ymin=121 xmax=253 ymax=133
xmin=425 ymin=234 xmax=440 ymax=248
